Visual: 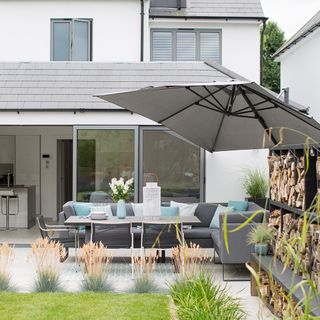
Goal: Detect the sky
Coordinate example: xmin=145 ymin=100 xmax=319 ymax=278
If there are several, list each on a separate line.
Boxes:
xmin=260 ymin=0 xmax=320 ymax=39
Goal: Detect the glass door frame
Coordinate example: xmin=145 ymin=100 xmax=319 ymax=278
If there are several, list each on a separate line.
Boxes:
xmin=73 ymin=126 xmax=139 ymax=202
xmin=138 ymin=126 xmax=205 ymax=202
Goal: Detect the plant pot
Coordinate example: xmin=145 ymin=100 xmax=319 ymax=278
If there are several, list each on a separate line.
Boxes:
xmin=117 ymin=199 xmax=126 ymax=219
xmin=246 ymin=197 xmax=269 ymax=209
xmin=254 ymin=243 xmax=268 ymax=256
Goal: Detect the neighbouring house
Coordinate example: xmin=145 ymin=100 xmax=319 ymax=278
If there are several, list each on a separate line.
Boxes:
xmin=0 ymin=0 xmax=268 ymax=226
xmin=274 ymin=10 xmax=320 ymax=122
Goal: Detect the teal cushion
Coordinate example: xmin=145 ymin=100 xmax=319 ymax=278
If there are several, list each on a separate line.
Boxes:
xmin=227 ymin=200 xmax=248 ymax=212
xmin=72 ymin=202 xmax=92 ymax=231
xmin=72 ymin=202 xmax=92 ymax=216
xmin=161 ymin=206 xmax=179 ymax=217
xmin=210 ymin=205 xmax=234 ymax=229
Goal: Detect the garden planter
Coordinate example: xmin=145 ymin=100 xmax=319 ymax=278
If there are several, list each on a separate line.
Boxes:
xmin=246 ymin=197 xmax=269 ymax=209
xmin=254 ymin=243 xmax=268 ymax=255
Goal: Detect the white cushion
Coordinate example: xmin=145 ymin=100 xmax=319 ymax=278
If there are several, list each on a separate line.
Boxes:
xmin=90 ymin=205 xmax=112 ymax=216
xmin=170 ymin=201 xmax=198 ymax=217
xmin=131 ymin=203 xmax=144 ymax=216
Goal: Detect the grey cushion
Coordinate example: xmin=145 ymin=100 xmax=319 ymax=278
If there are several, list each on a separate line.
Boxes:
xmin=184 ymin=227 xmax=213 ymax=239
xmin=194 ymin=203 xmax=217 ymax=227
xmin=62 ymin=201 xmax=76 ymax=219
xmin=219 ymin=211 xmax=266 ymax=225
xmin=109 ymin=203 xmax=134 ymax=216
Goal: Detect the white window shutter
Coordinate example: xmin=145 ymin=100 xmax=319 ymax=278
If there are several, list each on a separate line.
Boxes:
xmin=176 ymin=32 xmax=196 ymax=61
xmin=200 ymin=32 xmax=220 ymax=62
xmin=152 ymin=32 xmax=173 ymax=61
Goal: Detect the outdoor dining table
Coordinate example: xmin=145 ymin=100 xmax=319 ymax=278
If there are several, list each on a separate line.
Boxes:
xmin=64 ymin=215 xmax=201 ymax=278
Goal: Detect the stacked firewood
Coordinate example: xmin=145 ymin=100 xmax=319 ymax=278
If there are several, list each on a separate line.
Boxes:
xmin=268 ymin=209 xmax=281 ymax=228
xmin=311 ymin=226 xmax=320 ymax=291
xmin=272 ymin=213 xmax=313 ymax=277
xmin=268 ymin=153 xmax=305 ymax=209
xmin=270 ymin=280 xmax=305 ymax=319
xmin=258 ymin=271 xmax=270 ymax=301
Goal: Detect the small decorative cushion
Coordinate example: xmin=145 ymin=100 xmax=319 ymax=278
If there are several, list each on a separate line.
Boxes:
xmin=161 ymin=206 xmax=179 ymax=217
xmin=210 ymin=205 xmax=234 ymax=229
xmin=227 ymin=200 xmax=248 ymax=212
xmin=72 ymin=202 xmax=92 ymax=216
xmin=170 ymin=201 xmax=198 ymax=217
xmin=131 ymin=203 xmax=144 ymax=216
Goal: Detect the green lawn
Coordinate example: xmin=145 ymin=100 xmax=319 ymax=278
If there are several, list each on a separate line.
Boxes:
xmin=0 ymin=292 xmax=170 ymax=320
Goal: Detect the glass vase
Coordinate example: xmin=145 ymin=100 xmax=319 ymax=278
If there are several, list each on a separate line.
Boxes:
xmin=117 ymin=199 xmax=126 ymax=219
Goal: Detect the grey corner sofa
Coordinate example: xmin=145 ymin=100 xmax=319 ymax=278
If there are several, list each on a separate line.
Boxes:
xmin=58 ymin=201 xmax=268 ymax=256
xmin=212 ymin=208 xmax=269 ymax=281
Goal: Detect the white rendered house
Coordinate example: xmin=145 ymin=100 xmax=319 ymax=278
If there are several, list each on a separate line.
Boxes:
xmin=274 ymin=10 xmax=320 ymax=122
xmin=0 ymin=0 xmax=268 ymax=226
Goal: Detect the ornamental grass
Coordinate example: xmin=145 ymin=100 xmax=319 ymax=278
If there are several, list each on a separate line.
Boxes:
xmin=81 ymin=241 xmax=112 ymax=292
xmin=0 ymin=243 xmax=14 ymax=291
xmin=30 ymin=237 xmax=65 ymax=292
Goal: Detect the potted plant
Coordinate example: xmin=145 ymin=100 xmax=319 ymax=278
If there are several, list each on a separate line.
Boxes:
xmin=109 ymin=177 xmax=134 ymax=219
xmin=247 ymin=224 xmax=275 ymax=256
xmin=243 ymin=168 xmax=269 ymax=208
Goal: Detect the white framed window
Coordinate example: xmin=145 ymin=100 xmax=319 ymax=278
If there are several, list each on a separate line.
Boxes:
xmin=151 ymin=29 xmax=221 ymax=63
xmin=51 ymin=19 xmax=92 ymax=61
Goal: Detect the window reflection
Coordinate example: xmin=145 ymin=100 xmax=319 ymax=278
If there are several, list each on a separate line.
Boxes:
xmin=143 ymin=130 xmax=201 ymax=203
xmin=77 ymin=129 xmax=135 ymax=202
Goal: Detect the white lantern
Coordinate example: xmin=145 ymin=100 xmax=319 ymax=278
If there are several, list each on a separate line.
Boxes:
xmin=143 ymin=182 xmax=161 ymax=216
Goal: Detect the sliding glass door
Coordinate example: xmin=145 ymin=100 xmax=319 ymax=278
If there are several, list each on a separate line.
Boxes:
xmin=140 ymin=128 xmax=203 ymax=203
xmin=74 ymin=126 xmax=204 ymax=203
xmin=74 ymin=127 xmax=138 ymax=202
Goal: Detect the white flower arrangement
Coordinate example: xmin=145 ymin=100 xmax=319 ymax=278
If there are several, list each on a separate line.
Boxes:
xmin=109 ymin=177 xmax=134 ymax=202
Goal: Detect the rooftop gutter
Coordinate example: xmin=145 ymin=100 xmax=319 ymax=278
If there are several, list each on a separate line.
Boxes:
xmin=150 ymin=15 xmax=268 ymax=21
xmin=273 ymin=22 xmax=320 ymax=58
xmin=0 ymin=108 xmax=131 ymax=114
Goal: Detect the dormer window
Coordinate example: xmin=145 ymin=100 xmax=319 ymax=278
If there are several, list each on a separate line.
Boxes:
xmin=51 ymin=18 xmax=92 ymax=61
xmin=151 ymin=29 xmax=221 ymax=62
xmin=150 ymin=0 xmax=186 ymax=9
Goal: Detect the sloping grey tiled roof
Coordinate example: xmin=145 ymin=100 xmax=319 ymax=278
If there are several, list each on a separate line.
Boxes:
xmin=150 ymin=0 xmax=265 ymax=18
xmin=274 ymin=10 xmax=320 ymax=58
xmin=0 ymin=61 xmax=238 ymax=110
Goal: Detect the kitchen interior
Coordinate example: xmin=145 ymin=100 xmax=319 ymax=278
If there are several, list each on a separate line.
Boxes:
xmin=0 ymin=135 xmax=38 ymax=231
xmin=0 ymin=126 xmax=73 ymax=244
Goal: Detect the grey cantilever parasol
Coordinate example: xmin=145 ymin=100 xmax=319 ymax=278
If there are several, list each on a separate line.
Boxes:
xmin=97 ymin=80 xmax=320 ymax=152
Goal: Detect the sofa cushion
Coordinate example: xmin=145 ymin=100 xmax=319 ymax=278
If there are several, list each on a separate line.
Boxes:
xmin=183 ymin=227 xmax=213 ymax=239
xmin=210 ymin=205 xmax=234 ymax=229
xmin=62 ymin=201 xmax=76 ymax=219
xmin=170 ymin=201 xmax=198 ymax=217
xmin=131 ymin=203 xmax=144 ymax=216
xmin=109 ymin=203 xmax=134 ymax=216
xmin=219 ymin=211 xmax=265 ymax=225
xmin=161 ymin=206 xmax=179 ymax=217
xmin=194 ymin=203 xmax=218 ymax=227
xmin=228 ymin=200 xmax=248 ymax=212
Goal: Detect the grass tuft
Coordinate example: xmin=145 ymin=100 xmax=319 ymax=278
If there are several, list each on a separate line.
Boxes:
xmin=82 ymin=273 xmax=113 ymax=292
xmin=34 ymin=270 xmax=61 ymax=292
xmin=131 ymin=274 xmax=159 ymax=293
xmin=170 ymin=272 xmax=246 ymax=320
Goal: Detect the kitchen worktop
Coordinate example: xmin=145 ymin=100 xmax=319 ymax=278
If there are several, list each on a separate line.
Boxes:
xmin=0 ymin=185 xmax=36 ymax=228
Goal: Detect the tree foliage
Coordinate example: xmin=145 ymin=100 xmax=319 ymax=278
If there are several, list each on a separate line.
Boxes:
xmin=262 ymin=21 xmax=285 ymax=93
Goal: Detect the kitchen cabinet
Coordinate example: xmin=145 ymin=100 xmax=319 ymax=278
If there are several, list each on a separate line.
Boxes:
xmin=0 ymin=136 xmax=14 ymax=164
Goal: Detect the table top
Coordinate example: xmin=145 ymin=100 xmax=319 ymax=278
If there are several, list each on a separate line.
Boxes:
xmin=65 ymin=215 xmax=201 ymax=226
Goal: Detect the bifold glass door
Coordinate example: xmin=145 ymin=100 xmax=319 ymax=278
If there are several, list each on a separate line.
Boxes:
xmin=74 ymin=126 xmax=203 ymax=203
